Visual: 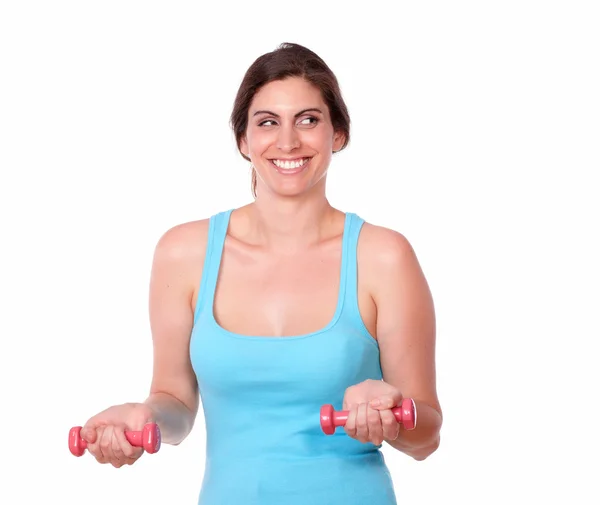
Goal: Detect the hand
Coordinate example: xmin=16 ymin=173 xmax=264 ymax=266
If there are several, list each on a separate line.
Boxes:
xmin=342 ymin=379 xmax=403 ymax=445
xmin=80 ymin=402 xmax=155 ymax=468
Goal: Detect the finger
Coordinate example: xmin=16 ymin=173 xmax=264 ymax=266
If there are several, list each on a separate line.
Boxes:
xmin=99 ymin=425 xmax=114 ymax=463
xmin=367 ymin=405 xmax=384 ymax=446
xmin=88 ymin=426 xmax=106 ymax=463
xmin=370 ymin=394 xmax=403 ymax=410
xmin=355 ymin=403 xmax=369 ymax=443
xmin=380 ymin=409 xmax=400 ymax=441
xmin=115 ymin=427 xmax=143 ymax=465
xmin=344 ymin=405 xmax=358 ymax=438
xmin=111 ymin=426 xmax=127 ymax=468
xmin=82 ymin=416 xmax=110 ymax=444
xmin=80 ymin=424 xmax=98 ymax=444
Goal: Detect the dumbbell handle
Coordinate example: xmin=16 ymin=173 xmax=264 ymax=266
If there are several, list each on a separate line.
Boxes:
xmin=320 ymin=398 xmax=417 ymax=435
xmin=68 ymin=423 xmax=161 ymax=457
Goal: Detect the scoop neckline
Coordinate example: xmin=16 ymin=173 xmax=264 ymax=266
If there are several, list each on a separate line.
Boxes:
xmin=208 ymin=212 xmax=351 ymax=341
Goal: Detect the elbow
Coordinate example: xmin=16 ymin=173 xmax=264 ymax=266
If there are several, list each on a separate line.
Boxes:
xmin=410 ymin=436 xmax=440 ymax=461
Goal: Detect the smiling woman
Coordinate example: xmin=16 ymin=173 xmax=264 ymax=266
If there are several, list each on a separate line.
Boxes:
xmin=77 ymin=42 xmax=442 ymax=505
xmin=230 ymin=43 xmax=350 ymax=198
xmin=239 ymin=78 xmax=345 ymax=197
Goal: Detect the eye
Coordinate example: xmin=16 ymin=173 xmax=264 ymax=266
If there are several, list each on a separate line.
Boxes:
xmin=298 ymin=116 xmax=319 ymax=126
xmin=258 ymin=119 xmax=277 ymax=127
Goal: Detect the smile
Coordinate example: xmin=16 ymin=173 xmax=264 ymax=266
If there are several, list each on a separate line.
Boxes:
xmin=270 ymin=157 xmax=311 ymax=170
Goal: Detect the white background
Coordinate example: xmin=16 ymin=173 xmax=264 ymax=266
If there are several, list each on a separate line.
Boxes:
xmin=1 ymin=1 xmax=598 ymax=503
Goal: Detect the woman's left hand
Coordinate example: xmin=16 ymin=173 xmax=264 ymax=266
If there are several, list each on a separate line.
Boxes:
xmin=342 ymin=379 xmax=403 ymax=445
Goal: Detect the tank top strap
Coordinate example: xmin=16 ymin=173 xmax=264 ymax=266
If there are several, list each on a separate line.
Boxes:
xmin=340 ymin=212 xmax=367 ymax=327
xmin=194 ymin=208 xmax=233 ymax=324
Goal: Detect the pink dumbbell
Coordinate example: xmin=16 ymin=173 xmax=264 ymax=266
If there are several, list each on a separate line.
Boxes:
xmin=320 ymin=398 xmax=417 ymax=435
xmin=68 ymin=423 xmax=161 ymax=457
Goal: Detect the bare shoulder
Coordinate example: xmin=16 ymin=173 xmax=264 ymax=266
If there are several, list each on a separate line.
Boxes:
xmin=357 ymin=220 xmax=434 ymax=339
xmin=150 ymin=218 xmax=211 ymax=303
xmin=358 ymin=222 xmax=423 ymax=284
xmin=153 ymin=219 xmax=210 ymax=260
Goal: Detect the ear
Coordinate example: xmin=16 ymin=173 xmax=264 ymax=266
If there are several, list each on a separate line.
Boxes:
xmin=332 ymin=130 xmax=346 ymax=153
xmin=239 ymin=135 xmax=249 ymax=158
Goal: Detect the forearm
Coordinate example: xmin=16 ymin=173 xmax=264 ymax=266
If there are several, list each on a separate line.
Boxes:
xmin=385 ymin=400 xmax=442 ymax=460
xmin=144 ymin=392 xmax=197 ymax=445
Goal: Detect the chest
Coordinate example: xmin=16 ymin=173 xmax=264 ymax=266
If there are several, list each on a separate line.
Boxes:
xmin=213 ymin=243 xmax=344 ymax=337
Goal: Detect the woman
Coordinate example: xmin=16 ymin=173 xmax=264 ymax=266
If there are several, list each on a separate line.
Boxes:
xmin=79 ymin=42 xmax=442 ymax=504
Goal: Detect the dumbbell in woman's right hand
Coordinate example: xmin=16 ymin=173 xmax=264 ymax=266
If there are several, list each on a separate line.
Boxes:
xmin=69 ymin=423 xmax=160 ymax=457
xmin=320 ymin=397 xmax=417 ymax=435
xmin=71 ymin=403 xmax=158 ymax=467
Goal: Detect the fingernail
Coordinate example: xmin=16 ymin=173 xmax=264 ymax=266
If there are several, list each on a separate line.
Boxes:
xmin=370 ymin=399 xmax=382 ymax=407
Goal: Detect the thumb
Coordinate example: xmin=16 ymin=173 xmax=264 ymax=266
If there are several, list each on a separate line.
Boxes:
xmin=80 ymin=428 xmax=95 ymax=443
xmin=80 ymin=422 xmax=101 ymax=443
xmin=369 ymin=392 xmax=403 ymax=410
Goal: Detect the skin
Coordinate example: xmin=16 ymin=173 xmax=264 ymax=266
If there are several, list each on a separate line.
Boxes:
xmin=80 ymin=76 xmax=442 ymax=467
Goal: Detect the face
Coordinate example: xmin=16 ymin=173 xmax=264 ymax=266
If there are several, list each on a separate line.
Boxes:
xmin=240 ymin=77 xmax=345 ymax=197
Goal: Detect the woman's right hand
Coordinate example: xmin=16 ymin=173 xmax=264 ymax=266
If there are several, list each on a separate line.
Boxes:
xmin=80 ymin=402 xmax=155 ymax=468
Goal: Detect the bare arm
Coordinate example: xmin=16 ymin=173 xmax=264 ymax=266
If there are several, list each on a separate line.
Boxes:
xmin=143 ymin=222 xmax=205 ymax=445
xmin=367 ymin=226 xmax=442 ymax=460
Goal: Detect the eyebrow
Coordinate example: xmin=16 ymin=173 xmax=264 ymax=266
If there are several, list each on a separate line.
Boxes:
xmin=252 ymin=107 xmax=324 ymax=118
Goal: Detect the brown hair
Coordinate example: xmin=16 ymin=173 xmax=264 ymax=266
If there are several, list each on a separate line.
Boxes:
xmin=229 ymin=42 xmax=351 ymax=198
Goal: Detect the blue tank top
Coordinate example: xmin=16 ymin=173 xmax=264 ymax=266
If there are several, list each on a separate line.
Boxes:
xmin=190 ymin=209 xmax=398 ymax=505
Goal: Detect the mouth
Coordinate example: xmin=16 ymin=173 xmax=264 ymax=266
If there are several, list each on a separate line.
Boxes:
xmin=269 ymin=157 xmax=312 ymax=171
xmin=269 ymin=158 xmax=310 ymax=170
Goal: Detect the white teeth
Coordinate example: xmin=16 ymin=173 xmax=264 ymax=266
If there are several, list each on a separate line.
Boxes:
xmin=272 ymin=158 xmax=309 ymax=169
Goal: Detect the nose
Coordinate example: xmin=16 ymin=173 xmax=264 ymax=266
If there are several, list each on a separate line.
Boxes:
xmin=276 ymin=124 xmax=300 ymax=152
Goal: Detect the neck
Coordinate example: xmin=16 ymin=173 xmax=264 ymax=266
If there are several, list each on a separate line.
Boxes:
xmin=245 ymin=191 xmax=337 ymax=253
